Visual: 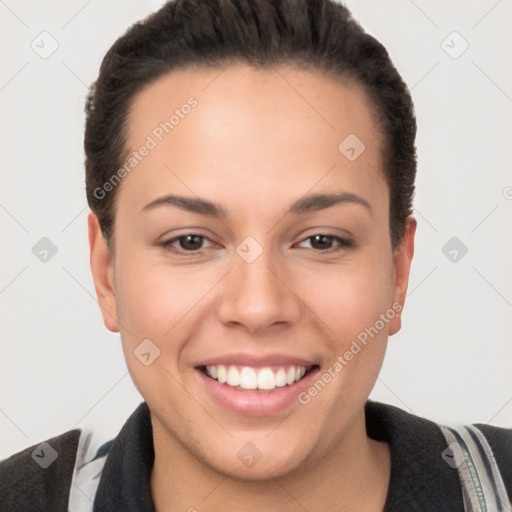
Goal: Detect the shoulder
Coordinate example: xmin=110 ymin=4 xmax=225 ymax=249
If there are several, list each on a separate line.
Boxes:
xmin=0 ymin=404 xmax=146 ymax=512
xmin=474 ymin=422 xmax=512 ymax=500
xmin=365 ymin=400 xmax=512 ymax=505
xmin=0 ymin=428 xmax=81 ymax=512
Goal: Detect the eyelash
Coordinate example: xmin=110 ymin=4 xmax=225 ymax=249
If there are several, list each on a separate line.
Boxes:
xmin=160 ymin=233 xmax=354 ymax=255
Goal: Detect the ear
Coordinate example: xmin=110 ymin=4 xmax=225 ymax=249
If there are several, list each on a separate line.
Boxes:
xmin=388 ymin=215 xmax=417 ymax=336
xmin=88 ymin=211 xmax=120 ymax=333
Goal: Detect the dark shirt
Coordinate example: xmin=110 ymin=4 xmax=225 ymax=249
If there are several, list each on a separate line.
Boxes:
xmin=1 ymin=400 xmax=511 ymax=511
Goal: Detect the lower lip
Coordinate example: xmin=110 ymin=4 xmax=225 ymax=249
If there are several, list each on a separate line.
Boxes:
xmin=196 ymin=368 xmax=319 ymax=417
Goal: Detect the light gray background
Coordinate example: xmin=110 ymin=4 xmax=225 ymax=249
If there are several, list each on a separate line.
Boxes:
xmin=1 ymin=0 xmax=511 ymax=460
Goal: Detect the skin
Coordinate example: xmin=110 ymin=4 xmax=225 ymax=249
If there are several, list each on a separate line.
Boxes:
xmin=89 ymin=63 xmax=416 ymax=511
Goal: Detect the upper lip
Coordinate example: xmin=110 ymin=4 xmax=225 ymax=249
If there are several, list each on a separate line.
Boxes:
xmin=193 ymin=352 xmax=318 ymax=368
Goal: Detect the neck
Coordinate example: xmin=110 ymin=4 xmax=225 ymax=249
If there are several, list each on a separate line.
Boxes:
xmin=150 ymin=411 xmax=391 ymax=512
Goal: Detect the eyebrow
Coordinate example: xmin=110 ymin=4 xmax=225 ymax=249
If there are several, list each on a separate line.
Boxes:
xmin=290 ymin=192 xmax=371 ymax=215
xmin=141 ymin=191 xmax=372 ymax=217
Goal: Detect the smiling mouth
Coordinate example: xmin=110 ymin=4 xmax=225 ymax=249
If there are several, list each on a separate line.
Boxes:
xmin=198 ymin=364 xmax=319 ymax=391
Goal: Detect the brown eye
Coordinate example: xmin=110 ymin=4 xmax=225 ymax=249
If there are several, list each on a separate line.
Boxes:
xmin=162 ymin=234 xmax=212 ymax=252
xmin=298 ymin=234 xmax=353 ymax=253
xmin=178 ymin=234 xmax=204 ymax=251
xmin=310 ymin=234 xmax=335 ymax=250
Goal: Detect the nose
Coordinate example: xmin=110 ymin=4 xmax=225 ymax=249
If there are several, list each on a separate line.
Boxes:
xmin=216 ymin=247 xmax=302 ymax=334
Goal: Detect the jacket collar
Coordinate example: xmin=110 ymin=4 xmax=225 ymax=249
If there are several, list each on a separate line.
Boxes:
xmin=94 ymin=400 xmax=463 ymax=511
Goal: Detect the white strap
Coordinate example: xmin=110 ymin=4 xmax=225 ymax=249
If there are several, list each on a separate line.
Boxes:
xmin=67 ymin=428 xmax=111 ymax=512
xmin=440 ymin=424 xmax=511 ymax=512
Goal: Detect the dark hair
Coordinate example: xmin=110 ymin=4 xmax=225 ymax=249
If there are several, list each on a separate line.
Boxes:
xmin=85 ymin=0 xmax=416 ymax=249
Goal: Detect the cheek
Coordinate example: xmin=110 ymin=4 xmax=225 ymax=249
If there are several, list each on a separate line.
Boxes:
xmin=301 ymin=251 xmax=394 ymax=342
xmin=112 ymin=254 xmax=205 ymax=398
xmin=113 ymin=250 xmax=221 ymax=346
xmin=115 ymin=263 xmax=174 ymax=338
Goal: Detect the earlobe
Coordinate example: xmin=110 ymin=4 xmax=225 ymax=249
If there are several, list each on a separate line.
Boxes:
xmin=388 ymin=215 xmax=417 ymax=336
xmin=88 ymin=212 xmax=120 ymax=333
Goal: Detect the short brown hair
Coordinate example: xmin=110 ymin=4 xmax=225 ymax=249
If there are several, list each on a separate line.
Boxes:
xmin=85 ymin=0 xmax=417 ymax=249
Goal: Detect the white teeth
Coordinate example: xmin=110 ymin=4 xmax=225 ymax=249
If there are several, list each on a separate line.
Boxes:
xmin=227 ymin=366 xmax=240 ymax=386
xmin=217 ymin=365 xmax=227 ymax=384
xmin=257 ymin=368 xmax=275 ymax=390
xmin=204 ymin=364 xmax=310 ymax=390
xmin=240 ymin=367 xmax=257 ymax=390
xmin=275 ymin=368 xmax=287 ymax=387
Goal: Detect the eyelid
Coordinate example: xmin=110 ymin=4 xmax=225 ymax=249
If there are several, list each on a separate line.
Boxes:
xmin=159 ymin=231 xmax=354 ymax=256
xmin=161 ymin=232 xmax=217 ymax=250
xmin=294 ymin=233 xmax=354 ymax=251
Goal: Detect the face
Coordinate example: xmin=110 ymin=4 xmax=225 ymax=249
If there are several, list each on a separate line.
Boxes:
xmin=89 ymin=63 xmax=415 ymax=479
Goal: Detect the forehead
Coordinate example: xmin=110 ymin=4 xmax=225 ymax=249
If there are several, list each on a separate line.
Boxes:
xmin=127 ymin=62 xmax=380 ymax=144
xmin=121 ymin=62 xmax=386 ymax=215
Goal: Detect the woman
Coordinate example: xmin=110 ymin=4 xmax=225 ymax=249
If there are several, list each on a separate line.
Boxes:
xmin=1 ymin=0 xmax=510 ymax=510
